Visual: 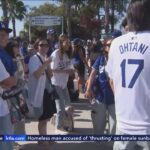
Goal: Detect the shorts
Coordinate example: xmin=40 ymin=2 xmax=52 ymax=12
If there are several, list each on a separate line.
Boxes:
xmin=39 ymin=89 xmax=56 ymax=121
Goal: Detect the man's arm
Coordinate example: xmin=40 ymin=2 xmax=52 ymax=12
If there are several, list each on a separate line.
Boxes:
xmin=85 ymin=69 xmax=97 ymax=100
xmin=0 ymin=76 xmax=17 ymax=89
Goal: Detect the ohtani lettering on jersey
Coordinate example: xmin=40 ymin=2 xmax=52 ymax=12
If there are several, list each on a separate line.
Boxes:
xmin=119 ymin=42 xmax=149 ymax=55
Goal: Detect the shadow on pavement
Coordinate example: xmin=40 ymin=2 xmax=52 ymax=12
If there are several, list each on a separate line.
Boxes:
xmin=19 ymin=142 xmax=113 ymax=150
xmin=72 ymin=127 xmax=92 ymax=134
xmin=74 ymin=119 xmax=91 ymax=122
xmin=72 ymin=103 xmax=91 ymax=111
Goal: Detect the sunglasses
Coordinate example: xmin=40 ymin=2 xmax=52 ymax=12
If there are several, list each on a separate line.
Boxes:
xmin=38 ymin=43 xmax=49 ymax=48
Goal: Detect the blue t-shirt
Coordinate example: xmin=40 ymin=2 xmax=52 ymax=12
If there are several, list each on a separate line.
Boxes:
xmin=47 ymin=41 xmax=58 ymax=57
xmin=47 ymin=47 xmax=54 ymax=57
xmin=0 ymin=48 xmax=17 ymax=76
xmin=72 ymin=47 xmax=85 ymax=65
xmin=20 ymin=47 xmax=28 ymax=57
xmin=72 ymin=51 xmax=82 ymax=64
xmin=24 ymin=55 xmax=31 ymax=65
xmin=92 ymin=55 xmax=114 ymax=105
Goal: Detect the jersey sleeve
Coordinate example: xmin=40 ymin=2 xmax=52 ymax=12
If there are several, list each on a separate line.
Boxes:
xmin=92 ymin=56 xmax=100 ymax=71
xmin=0 ymin=59 xmax=9 ymax=82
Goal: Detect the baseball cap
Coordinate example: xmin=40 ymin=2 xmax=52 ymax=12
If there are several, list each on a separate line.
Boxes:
xmin=46 ymin=28 xmax=55 ymax=35
xmin=72 ymin=38 xmax=83 ymax=46
xmin=0 ymin=21 xmax=12 ymax=33
xmin=112 ymin=30 xmax=122 ymax=38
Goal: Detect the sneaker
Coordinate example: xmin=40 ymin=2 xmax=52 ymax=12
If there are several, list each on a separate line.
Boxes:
xmin=55 ymin=127 xmax=68 ymax=135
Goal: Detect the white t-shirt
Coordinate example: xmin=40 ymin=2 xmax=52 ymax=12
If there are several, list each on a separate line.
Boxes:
xmin=0 ymin=60 xmax=10 ymax=117
xmin=50 ymin=49 xmax=74 ymax=89
xmin=106 ymin=32 xmax=150 ymax=134
xmin=28 ymin=53 xmax=46 ymax=108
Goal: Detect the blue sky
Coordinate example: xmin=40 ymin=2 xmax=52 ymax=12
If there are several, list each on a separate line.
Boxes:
xmin=0 ymin=0 xmax=58 ymax=37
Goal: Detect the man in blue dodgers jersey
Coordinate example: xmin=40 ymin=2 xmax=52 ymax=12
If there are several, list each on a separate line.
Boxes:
xmin=85 ymin=38 xmax=116 ymax=135
xmin=106 ymin=0 xmax=150 ymax=149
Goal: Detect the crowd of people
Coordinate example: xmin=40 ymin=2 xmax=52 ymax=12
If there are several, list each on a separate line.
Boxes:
xmin=0 ymin=0 xmax=150 ymax=150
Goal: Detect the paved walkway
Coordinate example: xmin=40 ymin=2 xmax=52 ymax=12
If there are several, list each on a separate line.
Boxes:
xmin=15 ymin=98 xmax=113 ymax=150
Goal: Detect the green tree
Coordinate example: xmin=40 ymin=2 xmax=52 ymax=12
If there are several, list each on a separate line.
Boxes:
xmin=0 ymin=0 xmax=9 ymax=26
xmin=23 ymin=0 xmax=129 ymax=40
xmin=0 ymin=0 xmax=27 ymax=37
xmin=55 ymin=0 xmax=86 ymax=37
xmin=7 ymin=0 xmax=27 ymax=37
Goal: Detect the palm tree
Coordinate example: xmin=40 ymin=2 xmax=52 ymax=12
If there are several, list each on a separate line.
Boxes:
xmin=7 ymin=0 xmax=27 ymax=37
xmin=55 ymin=0 xmax=85 ymax=38
xmin=63 ymin=0 xmax=72 ymax=38
xmin=105 ymin=0 xmax=109 ymax=34
xmin=0 ymin=0 xmax=9 ymax=27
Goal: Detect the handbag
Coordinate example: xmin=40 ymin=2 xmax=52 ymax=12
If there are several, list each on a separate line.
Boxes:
xmin=1 ymin=83 xmax=29 ymax=124
xmin=45 ymin=77 xmax=55 ymax=94
xmin=7 ymin=94 xmax=29 ymax=124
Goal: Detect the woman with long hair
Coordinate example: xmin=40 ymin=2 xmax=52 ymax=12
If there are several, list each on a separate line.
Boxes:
xmin=50 ymin=34 xmax=74 ymax=134
xmin=72 ymin=38 xmax=90 ymax=92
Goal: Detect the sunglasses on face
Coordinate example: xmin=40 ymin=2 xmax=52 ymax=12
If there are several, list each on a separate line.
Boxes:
xmin=38 ymin=43 xmax=49 ymax=48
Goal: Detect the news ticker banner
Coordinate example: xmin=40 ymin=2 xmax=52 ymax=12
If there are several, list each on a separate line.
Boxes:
xmin=0 ymin=135 xmax=150 ymax=142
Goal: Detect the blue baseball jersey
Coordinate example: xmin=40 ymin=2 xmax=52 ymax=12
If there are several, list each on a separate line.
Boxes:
xmin=92 ymin=55 xmax=114 ymax=105
xmin=91 ymin=75 xmax=103 ymax=102
xmin=0 ymin=48 xmax=17 ymax=76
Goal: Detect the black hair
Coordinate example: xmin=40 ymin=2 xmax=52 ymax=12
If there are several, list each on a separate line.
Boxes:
xmin=127 ymin=0 xmax=150 ymax=31
xmin=5 ymin=39 xmax=19 ymax=58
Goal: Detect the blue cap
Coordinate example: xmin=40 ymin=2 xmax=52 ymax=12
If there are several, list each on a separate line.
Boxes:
xmin=47 ymin=28 xmax=55 ymax=35
xmin=72 ymin=38 xmax=83 ymax=46
xmin=112 ymin=30 xmax=122 ymax=38
xmin=0 ymin=21 xmax=12 ymax=33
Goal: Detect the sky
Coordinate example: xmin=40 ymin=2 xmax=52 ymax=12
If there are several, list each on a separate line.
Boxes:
xmin=0 ymin=0 xmax=58 ymax=37
xmin=0 ymin=0 xmax=124 ymax=37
